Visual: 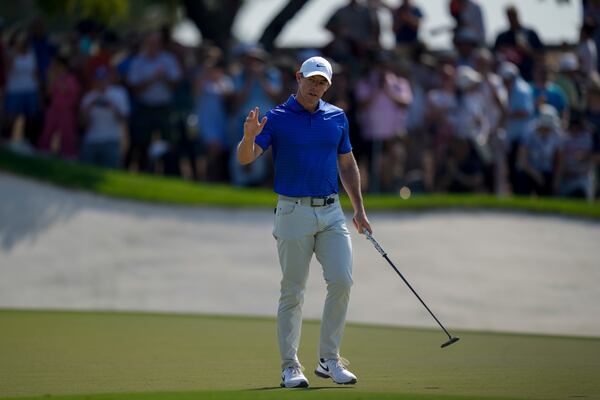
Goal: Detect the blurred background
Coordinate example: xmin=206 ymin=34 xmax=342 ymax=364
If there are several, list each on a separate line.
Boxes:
xmin=0 ymin=0 xmax=598 ymax=199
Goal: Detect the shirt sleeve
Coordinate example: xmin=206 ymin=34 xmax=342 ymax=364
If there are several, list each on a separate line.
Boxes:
xmin=254 ymin=111 xmax=274 ymax=151
xmin=337 ymin=113 xmax=352 ymax=154
xmin=554 ymin=86 xmax=567 ymax=113
xmin=397 ymin=77 xmax=413 ymax=104
xmin=514 ymin=84 xmax=534 ymax=114
xmin=528 ymin=29 xmax=544 ymax=50
xmin=127 ymin=57 xmax=142 ymax=86
xmin=114 ymin=87 xmax=130 ymax=116
xmin=355 ymin=78 xmax=372 ymax=102
xmin=415 ymin=7 xmax=424 ymax=19
xmin=164 ymin=53 xmax=182 ymax=82
xmin=80 ymin=92 xmax=94 ymax=110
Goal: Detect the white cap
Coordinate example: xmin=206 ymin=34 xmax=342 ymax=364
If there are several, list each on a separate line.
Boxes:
xmin=558 ymin=53 xmax=578 ymax=72
xmin=498 ymin=61 xmax=519 ymax=80
xmin=299 ymin=56 xmax=333 ymax=85
xmin=456 ymin=66 xmax=482 ymax=89
xmin=536 ymin=104 xmax=560 ymax=130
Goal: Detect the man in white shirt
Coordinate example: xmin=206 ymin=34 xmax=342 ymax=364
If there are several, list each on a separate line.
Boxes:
xmin=80 ymin=67 xmax=130 ymax=168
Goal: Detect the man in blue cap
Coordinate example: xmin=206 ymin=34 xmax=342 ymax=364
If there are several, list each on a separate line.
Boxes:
xmin=237 ymin=56 xmax=371 ymax=388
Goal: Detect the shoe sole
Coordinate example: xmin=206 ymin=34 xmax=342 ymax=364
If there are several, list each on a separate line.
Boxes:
xmin=280 ymin=381 xmax=309 ymax=388
xmin=314 ymin=369 xmax=357 ymax=385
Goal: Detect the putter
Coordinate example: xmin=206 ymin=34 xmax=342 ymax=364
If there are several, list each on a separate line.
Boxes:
xmin=363 ymin=229 xmax=460 ymax=348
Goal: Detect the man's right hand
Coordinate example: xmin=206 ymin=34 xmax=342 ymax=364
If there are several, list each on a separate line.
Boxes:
xmin=243 ymin=107 xmax=267 ymax=139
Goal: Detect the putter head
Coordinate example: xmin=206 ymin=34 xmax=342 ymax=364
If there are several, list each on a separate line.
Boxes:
xmin=441 ymin=337 xmax=460 ymax=348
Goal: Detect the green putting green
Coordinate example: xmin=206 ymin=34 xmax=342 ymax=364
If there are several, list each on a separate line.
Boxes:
xmin=1 ymin=310 xmax=599 ymax=400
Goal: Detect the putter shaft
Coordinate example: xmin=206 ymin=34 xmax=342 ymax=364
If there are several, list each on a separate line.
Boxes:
xmin=364 ymin=230 xmax=460 ymax=348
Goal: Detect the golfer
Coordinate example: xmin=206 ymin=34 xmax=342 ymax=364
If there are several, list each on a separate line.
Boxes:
xmin=237 ymin=56 xmax=372 ymax=388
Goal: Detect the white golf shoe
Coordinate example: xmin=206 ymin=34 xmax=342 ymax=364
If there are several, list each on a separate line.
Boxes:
xmin=280 ymin=365 xmax=309 ymax=388
xmin=314 ymin=357 xmax=358 ymax=384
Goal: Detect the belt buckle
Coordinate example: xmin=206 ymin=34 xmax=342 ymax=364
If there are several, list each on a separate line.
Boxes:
xmin=310 ymin=197 xmax=326 ymax=207
xmin=310 ymin=196 xmax=334 ymax=207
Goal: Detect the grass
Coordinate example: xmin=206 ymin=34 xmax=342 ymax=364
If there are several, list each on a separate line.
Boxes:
xmin=1 ymin=148 xmax=600 ymax=218
xmin=1 ymin=310 xmax=599 ymax=400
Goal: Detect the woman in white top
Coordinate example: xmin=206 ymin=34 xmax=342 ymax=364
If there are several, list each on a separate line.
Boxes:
xmin=3 ymin=30 xmax=41 ymax=141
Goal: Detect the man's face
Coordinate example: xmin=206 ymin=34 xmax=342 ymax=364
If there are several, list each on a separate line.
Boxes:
xmin=146 ymin=33 xmax=162 ymax=56
xmin=297 ymin=73 xmax=330 ymax=101
xmin=507 ymin=9 xmax=519 ymax=30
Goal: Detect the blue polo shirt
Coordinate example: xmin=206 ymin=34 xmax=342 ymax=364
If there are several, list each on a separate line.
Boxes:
xmin=255 ymin=95 xmax=352 ymax=197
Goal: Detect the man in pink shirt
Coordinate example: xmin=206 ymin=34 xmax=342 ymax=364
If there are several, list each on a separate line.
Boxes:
xmin=355 ymin=53 xmax=412 ymax=191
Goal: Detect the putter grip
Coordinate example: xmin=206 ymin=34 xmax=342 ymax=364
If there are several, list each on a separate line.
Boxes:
xmin=363 ymin=229 xmax=387 ymax=256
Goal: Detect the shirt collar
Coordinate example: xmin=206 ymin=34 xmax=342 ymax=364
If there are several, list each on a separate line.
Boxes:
xmin=286 ymin=94 xmax=326 ymax=113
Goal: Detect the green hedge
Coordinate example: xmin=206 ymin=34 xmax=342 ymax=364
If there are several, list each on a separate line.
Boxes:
xmin=1 ymin=148 xmax=599 ymax=218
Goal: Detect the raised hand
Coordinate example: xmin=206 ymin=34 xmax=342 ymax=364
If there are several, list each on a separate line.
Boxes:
xmin=243 ymin=107 xmax=268 ymax=139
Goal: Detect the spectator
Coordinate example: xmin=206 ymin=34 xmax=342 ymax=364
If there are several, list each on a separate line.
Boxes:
xmin=515 ymin=104 xmax=562 ymax=196
xmin=74 ymin=18 xmax=101 ymax=57
xmin=392 ymin=0 xmax=424 ymax=47
xmin=38 ymin=55 xmax=80 ymax=158
xmin=3 ymin=29 xmax=42 ymax=145
xmin=115 ymin=31 xmax=141 ymax=86
xmin=558 ymin=111 xmax=595 ymax=198
xmin=583 ymin=0 xmax=600 ymax=72
xmin=436 ymin=134 xmax=486 ymax=193
xmin=531 ymin=64 xmax=568 ymax=122
xmin=449 ymin=0 xmax=486 ymax=45
xmin=585 ymin=74 xmax=600 ymax=130
xmin=193 ymin=47 xmax=233 ymax=182
xmin=325 ymin=0 xmax=380 ymax=62
xmin=473 ymin=50 xmax=507 ymax=140
xmin=426 ymin=64 xmax=459 ymax=171
xmin=30 ymin=16 xmax=55 ymax=88
xmin=83 ymin=31 xmax=119 ymax=90
xmin=498 ymin=61 xmax=535 ymax=190
xmin=474 ymin=48 xmax=509 ymax=194
xmin=80 ymin=66 xmax=130 ymax=168
xmin=584 ymin=75 xmax=600 ymax=199
xmin=323 ymin=63 xmax=353 ymax=111
xmin=63 ymin=30 xmax=89 ymax=86
xmin=0 ymin=17 xmax=6 ymax=130
xmin=494 ymin=5 xmax=544 ymax=81
xmin=323 ymin=63 xmax=366 ymax=189
xmin=578 ymin=20 xmax=598 ymax=79
xmin=160 ymin=24 xmax=187 ymax=72
xmin=453 ymin=28 xmax=480 ymax=68
xmin=454 ymin=65 xmax=491 ymax=161
xmin=355 ymin=52 xmax=412 ymax=192
xmin=404 ymin=53 xmax=435 ymax=193
xmin=127 ymin=31 xmax=182 ymax=172
xmin=554 ymin=53 xmax=586 ymax=113
xmin=229 ymin=46 xmax=282 ymax=187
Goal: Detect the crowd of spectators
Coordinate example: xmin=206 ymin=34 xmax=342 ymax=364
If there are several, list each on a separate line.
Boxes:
xmin=1 ymin=0 xmax=600 ymax=200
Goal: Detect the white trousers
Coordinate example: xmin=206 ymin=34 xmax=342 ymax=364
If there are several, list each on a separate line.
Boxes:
xmin=273 ymin=196 xmax=353 ymax=369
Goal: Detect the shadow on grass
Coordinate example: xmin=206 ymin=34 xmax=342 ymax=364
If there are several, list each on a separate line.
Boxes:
xmin=248 ymin=386 xmax=355 ymax=391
